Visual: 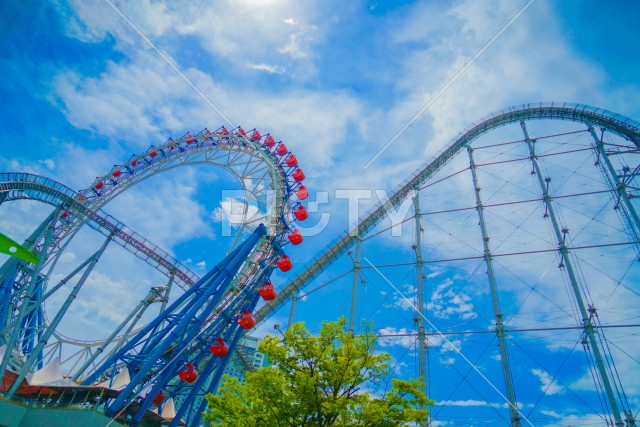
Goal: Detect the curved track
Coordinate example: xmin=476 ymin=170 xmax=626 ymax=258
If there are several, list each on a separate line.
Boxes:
xmin=258 ymin=102 xmax=640 ymax=321
xmin=0 ymin=126 xmax=308 ymax=426
xmin=1 ymin=103 xmax=638 ymax=426
xmin=255 ymin=102 xmax=640 ymax=426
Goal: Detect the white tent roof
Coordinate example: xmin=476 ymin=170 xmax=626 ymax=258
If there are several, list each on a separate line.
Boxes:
xmin=150 ymin=397 xmax=177 ymax=420
xmin=97 ymin=367 xmax=130 ymax=390
xmin=29 ymin=359 xmax=63 ymax=385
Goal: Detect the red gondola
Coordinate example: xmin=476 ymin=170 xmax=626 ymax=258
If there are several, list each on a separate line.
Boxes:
xmin=94 ymin=181 xmax=104 ymax=190
xmin=287 ymin=229 xmax=303 ymax=245
xmin=62 ymin=211 xmax=69 ymax=218
xmin=219 ymin=127 xmax=229 ymax=135
xmin=276 ymin=254 xmax=293 ymax=272
xmin=152 ymin=392 xmax=165 ymax=406
xmin=251 ymin=130 xmax=261 ymax=141
xmin=149 ymin=150 xmax=158 ymax=158
xmin=285 ymin=154 xmax=298 ymax=167
xmin=236 ymin=127 xmax=246 ymax=137
xmin=295 ymin=185 xmax=309 ymax=200
xmin=294 ymin=205 xmax=308 ymax=221
xmin=210 ymin=338 xmax=229 ymax=357
xmin=292 ymin=168 xmax=305 ymax=182
xmin=131 ymin=159 xmax=139 ymax=167
xmin=258 ymin=281 xmax=277 ymax=301
xmin=185 ymin=133 xmax=195 ymax=144
xmin=112 ymin=169 xmax=122 ymax=178
xmin=264 ymin=136 xmax=276 ymax=148
xmin=238 ymin=310 xmax=256 ymax=330
xmin=276 ymin=144 xmax=288 ymax=156
xmin=178 ymin=363 xmax=198 ymax=383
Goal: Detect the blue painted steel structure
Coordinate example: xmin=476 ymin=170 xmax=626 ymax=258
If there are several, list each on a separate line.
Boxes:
xmin=0 ymin=126 xmax=306 ymax=426
xmin=0 ymin=104 xmax=638 ymax=425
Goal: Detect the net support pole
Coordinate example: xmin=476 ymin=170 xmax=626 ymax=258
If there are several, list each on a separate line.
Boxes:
xmin=587 ymin=124 xmax=640 ymax=245
xmin=348 ymin=236 xmax=362 ymax=334
xmin=522 ymin=121 xmax=625 ymax=427
xmin=413 ymin=186 xmax=429 ymax=426
xmin=468 ymin=146 xmax=521 ymax=427
xmin=287 ymin=294 xmax=297 ymax=331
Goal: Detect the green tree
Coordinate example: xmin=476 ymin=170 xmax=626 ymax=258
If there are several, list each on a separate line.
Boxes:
xmin=204 ymin=317 xmax=432 ymax=426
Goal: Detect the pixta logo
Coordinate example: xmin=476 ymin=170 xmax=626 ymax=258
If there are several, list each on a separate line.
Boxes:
xmin=214 ymin=189 xmax=415 ymax=237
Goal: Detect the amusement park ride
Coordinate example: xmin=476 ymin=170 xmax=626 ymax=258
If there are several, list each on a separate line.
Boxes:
xmin=0 ymin=103 xmax=639 ymax=426
xmin=0 ymin=127 xmax=308 ymax=426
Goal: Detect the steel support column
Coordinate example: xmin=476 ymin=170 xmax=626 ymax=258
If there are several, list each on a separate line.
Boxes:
xmin=413 ymin=187 xmax=429 ymax=426
xmin=521 ymin=121 xmax=626 ymax=427
xmin=0 ymin=221 xmax=56 ymax=381
xmin=348 ymin=236 xmax=362 ymax=334
xmin=468 ymin=146 xmax=521 ymax=426
xmin=587 ymin=124 xmax=640 ymax=246
xmin=7 ymin=235 xmax=113 ymax=397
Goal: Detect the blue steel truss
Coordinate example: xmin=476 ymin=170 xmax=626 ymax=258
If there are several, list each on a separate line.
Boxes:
xmin=82 ymin=224 xmax=269 ymax=426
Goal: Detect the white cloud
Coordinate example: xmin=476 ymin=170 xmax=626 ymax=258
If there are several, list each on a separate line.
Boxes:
xmin=426 ymin=278 xmax=477 ymax=320
xmin=377 ymin=326 xmax=415 ymax=348
xmin=383 ymin=283 xmax=419 ymax=312
xmin=248 ymin=63 xmax=285 ymax=74
xmin=531 ymin=368 xmax=564 ymax=396
xmin=105 ymin=168 xmax=213 ymax=250
xmin=63 ymin=0 xmax=322 ymax=80
xmin=212 ymin=196 xmax=262 ymax=227
xmin=39 ymin=159 xmax=56 ymax=170
xmin=438 ymin=399 xmax=493 ymax=407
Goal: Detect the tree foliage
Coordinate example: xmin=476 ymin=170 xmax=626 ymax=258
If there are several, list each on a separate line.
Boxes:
xmin=204 ymin=317 xmax=432 ymax=426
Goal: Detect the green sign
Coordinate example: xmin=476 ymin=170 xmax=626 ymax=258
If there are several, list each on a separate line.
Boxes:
xmin=0 ymin=232 xmax=39 ymax=264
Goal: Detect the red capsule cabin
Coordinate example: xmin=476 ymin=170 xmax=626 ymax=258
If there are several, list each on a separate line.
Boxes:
xmin=292 ymin=168 xmax=305 ymax=182
xmin=131 ymin=159 xmax=139 ymax=167
xmin=238 ymin=310 xmax=256 ymax=330
xmin=210 ymin=338 xmax=229 ymax=357
xmin=285 ymin=154 xmax=298 ymax=167
xmin=152 ymin=392 xmax=165 ymax=406
xmin=277 ymin=254 xmax=293 ymax=272
xmin=251 ymin=130 xmax=261 ymax=141
xmin=276 ymin=144 xmax=288 ymax=156
xmin=149 ymin=149 xmax=158 ymax=158
xmin=236 ymin=127 xmax=246 ymax=137
xmin=287 ymin=229 xmax=303 ymax=245
xmin=295 ymin=185 xmax=309 ymax=200
xmin=94 ymin=181 xmax=104 ymax=190
xmin=264 ymin=135 xmax=276 ymax=148
xmin=112 ymin=169 xmax=122 ymax=178
xmin=178 ymin=363 xmax=198 ymax=383
xmin=185 ymin=133 xmax=195 ymax=144
xmin=219 ymin=127 xmax=229 ymax=136
xmin=294 ymin=205 xmax=308 ymax=221
xmin=258 ymin=281 xmax=277 ymax=301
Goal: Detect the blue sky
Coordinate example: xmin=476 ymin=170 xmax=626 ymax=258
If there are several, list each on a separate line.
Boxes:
xmin=1 ymin=0 xmax=640 ymax=425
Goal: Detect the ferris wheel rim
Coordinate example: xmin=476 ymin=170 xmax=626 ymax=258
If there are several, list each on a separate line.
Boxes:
xmin=0 ymin=126 xmax=305 ymax=353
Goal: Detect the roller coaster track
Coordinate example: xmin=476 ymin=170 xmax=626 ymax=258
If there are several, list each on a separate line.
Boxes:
xmin=256 ymin=102 xmax=640 ymax=322
xmin=0 ymin=172 xmax=199 ymax=289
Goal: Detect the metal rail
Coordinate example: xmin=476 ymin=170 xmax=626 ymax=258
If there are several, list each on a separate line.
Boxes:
xmin=0 ymin=173 xmax=198 ymax=289
xmin=256 ymin=102 xmax=640 ymax=323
